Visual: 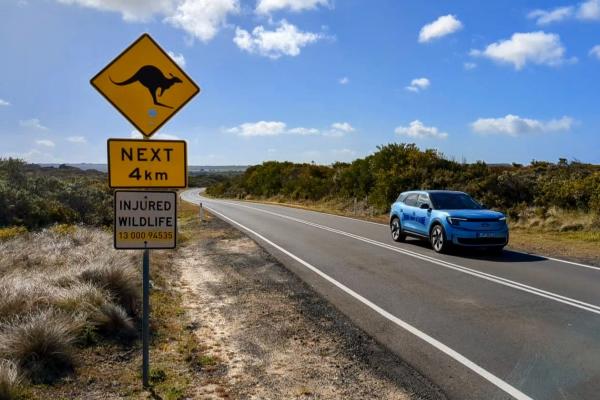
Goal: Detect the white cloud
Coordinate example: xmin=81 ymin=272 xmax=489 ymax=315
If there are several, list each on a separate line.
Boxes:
xmin=395 ymin=120 xmax=448 ymax=140
xmin=418 ymin=15 xmax=463 ymax=43
xmin=58 ymin=0 xmax=239 ymax=41
xmin=130 ymin=130 xmax=180 ymax=140
xmin=330 ymin=122 xmax=354 ymax=133
xmin=56 ymin=0 xmax=175 ymax=22
xmin=0 ymin=99 xmax=10 ymax=106
xmin=338 ymin=77 xmax=349 ymax=85
xmin=227 ymin=121 xmax=287 ymax=137
xmin=470 ymin=31 xmax=571 ymax=70
xmin=227 ymin=121 xmax=354 ymax=137
xmin=234 ymin=20 xmax=324 ymax=59
xmin=35 ymin=139 xmax=55 ymax=147
xmin=527 ymin=1 xmax=600 ymax=23
xmin=66 ymin=136 xmax=87 ymax=143
xmin=528 ymin=7 xmax=574 ymax=25
xmin=166 ymin=0 xmax=239 ymax=42
xmin=405 ymin=77 xmax=430 ymax=93
xmin=464 ymin=62 xmax=477 ymax=70
xmin=578 ymin=0 xmax=600 ymax=20
xmin=288 ymin=127 xmax=320 ymax=135
xmin=256 ymin=0 xmax=330 ymax=14
xmin=20 ymin=118 xmax=48 ymax=131
xmin=590 ymin=44 xmax=600 ymax=59
xmin=167 ymin=51 xmax=186 ymax=67
xmin=471 ymin=115 xmax=574 ymax=136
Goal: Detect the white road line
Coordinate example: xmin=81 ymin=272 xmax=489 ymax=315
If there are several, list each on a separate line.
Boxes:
xmin=204 ymin=205 xmax=534 ymax=400
xmin=200 ymin=193 xmax=599 ymax=271
xmin=204 ymin=198 xmax=600 ymax=316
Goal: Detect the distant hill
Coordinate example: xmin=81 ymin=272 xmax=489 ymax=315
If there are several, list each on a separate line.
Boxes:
xmin=38 ymin=164 xmax=249 ymax=173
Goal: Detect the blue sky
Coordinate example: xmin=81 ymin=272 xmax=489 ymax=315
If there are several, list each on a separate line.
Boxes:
xmin=1 ymin=0 xmax=599 ymax=165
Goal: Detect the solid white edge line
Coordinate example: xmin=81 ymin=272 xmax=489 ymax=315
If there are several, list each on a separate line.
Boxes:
xmin=197 ymin=192 xmax=599 ymax=272
xmin=203 ymin=204 xmax=534 ymax=400
xmin=210 ymin=198 xmax=600 ymax=316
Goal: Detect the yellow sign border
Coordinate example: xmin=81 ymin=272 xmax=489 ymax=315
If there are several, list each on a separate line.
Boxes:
xmin=107 ymin=138 xmax=188 ymax=188
xmin=91 ymin=33 xmax=200 ymax=137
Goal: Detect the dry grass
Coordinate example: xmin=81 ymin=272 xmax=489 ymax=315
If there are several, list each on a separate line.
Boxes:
xmin=0 ymin=360 xmax=22 ymax=400
xmin=0 ymin=225 xmax=141 ymax=393
xmin=0 ymin=310 xmax=78 ymax=384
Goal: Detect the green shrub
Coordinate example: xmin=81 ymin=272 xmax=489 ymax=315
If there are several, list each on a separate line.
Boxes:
xmin=206 ymin=143 xmax=600 ymax=215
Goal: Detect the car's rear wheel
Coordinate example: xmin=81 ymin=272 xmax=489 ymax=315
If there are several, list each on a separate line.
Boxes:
xmin=430 ymin=224 xmax=450 ymax=253
xmin=390 ymin=217 xmax=405 ymax=242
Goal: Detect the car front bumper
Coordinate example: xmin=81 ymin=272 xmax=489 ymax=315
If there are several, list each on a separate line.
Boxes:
xmin=448 ymin=229 xmax=509 ymax=247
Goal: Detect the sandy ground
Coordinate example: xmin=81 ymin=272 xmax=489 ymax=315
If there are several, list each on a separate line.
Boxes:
xmin=176 ymin=215 xmax=445 ymax=400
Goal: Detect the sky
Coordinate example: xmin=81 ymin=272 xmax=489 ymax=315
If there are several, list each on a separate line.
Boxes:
xmin=1 ymin=0 xmax=599 ymax=165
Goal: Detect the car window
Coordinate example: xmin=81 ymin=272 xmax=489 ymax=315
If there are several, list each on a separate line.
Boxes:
xmin=417 ymin=193 xmax=430 ymax=208
xmin=429 ymin=193 xmax=483 ymax=210
xmin=404 ymin=193 xmax=418 ymax=206
xmin=396 ymin=193 xmax=407 ymax=202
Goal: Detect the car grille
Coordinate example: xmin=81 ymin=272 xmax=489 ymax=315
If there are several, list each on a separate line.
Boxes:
xmin=457 ymin=237 xmax=507 ymax=245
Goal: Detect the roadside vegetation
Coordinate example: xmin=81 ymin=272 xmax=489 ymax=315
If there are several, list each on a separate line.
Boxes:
xmin=0 ymin=218 xmax=218 ymax=399
xmin=206 ymin=143 xmax=600 ymax=227
xmin=0 ymin=159 xmax=112 ymax=229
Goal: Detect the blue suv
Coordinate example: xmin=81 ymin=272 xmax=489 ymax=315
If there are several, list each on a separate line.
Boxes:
xmin=389 ymin=190 xmax=508 ymax=254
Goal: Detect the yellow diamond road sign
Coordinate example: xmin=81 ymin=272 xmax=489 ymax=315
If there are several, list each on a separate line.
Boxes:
xmin=91 ymin=34 xmax=200 ymax=137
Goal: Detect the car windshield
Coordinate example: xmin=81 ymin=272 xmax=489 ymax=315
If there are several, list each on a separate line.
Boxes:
xmin=429 ymin=193 xmax=483 ymax=210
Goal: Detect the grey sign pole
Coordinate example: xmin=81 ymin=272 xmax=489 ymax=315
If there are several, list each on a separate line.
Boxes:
xmin=142 ymin=247 xmax=150 ymax=387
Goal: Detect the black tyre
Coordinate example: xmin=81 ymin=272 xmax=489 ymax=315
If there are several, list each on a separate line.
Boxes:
xmin=489 ymin=246 xmax=504 ymax=255
xmin=390 ymin=217 xmax=406 ymax=242
xmin=430 ymin=224 xmax=450 ymax=253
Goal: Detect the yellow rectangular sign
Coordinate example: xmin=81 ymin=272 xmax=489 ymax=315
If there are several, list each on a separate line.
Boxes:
xmin=91 ymin=34 xmax=200 ymax=137
xmin=107 ymin=139 xmax=187 ymax=188
xmin=114 ymin=191 xmax=176 ymax=249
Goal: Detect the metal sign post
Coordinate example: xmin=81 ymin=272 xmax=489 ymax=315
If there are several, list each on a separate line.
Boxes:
xmin=142 ymin=247 xmax=150 ymax=387
xmin=92 ymin=33 xmax=199 ymax=389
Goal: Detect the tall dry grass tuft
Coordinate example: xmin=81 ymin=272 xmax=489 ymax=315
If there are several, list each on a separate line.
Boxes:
xmin=79 ymin=263 xmax=140 ymax=316
xmin=93 ymin=303 xmax=137 ymax=341
xmin=0 ymin=310 xmax=78 ymax=384
xmin=0 ymin=359 xmax=21 ymax=400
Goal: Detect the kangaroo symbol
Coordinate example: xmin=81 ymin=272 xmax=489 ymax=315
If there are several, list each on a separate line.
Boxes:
xmin=110 ymin=65 xmax=182 ymax=109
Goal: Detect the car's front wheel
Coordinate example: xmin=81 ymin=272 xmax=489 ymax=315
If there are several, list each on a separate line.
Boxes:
xmin=430 ymin=224 xmax=450 ymax=253
xmin=390 ymin=217 xmax=406 ymax=242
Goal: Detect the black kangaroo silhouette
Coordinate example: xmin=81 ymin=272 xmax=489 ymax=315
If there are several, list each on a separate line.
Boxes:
xmin=110 ymin=65 xmax=182 ymax=109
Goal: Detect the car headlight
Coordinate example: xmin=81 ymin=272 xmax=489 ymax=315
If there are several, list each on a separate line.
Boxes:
xmin=447 ymin=217 xmax=468 ymax=226
xmin=498 ymin=216 xmax=507 ymax=224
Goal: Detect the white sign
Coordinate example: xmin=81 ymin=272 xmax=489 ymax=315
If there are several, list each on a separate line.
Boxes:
xmin=114 ymin=191 xmax=176 ymax=249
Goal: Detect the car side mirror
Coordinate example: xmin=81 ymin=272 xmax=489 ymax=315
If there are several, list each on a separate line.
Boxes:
xmin=420 ymin=203 xmax=431 ymax=210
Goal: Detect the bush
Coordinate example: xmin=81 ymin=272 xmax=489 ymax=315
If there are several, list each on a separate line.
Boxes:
xmin=0 ymin=311 xmax=78 ymax=384
xmin=0 ymin=228 xmax=27 ymax=242
xmin=206 ymin=143 xmax=600 ymax=216
xmin=0 ymin=159 xmax=112 ymax=230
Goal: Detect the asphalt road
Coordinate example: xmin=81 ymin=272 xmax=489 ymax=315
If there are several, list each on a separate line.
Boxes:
xmin=181 ymin=189 xmax=600 ymax=400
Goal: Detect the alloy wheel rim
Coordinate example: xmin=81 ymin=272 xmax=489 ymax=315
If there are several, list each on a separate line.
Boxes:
xmin=391 ymin=220 xmax=400 ymax=239
xmin=432 ymin=227 xmax=443 ymax=250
